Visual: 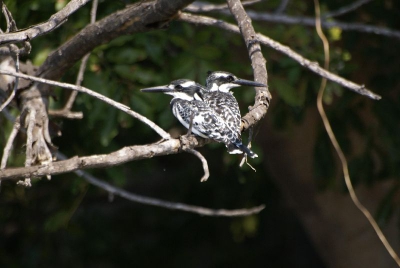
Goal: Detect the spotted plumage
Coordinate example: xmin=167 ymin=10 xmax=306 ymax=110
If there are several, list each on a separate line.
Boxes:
xmin=204 ymin=71 xmax=266 ymax=158
xmin=141 ymin=79 xmax=237 ymax=145
xmin=140 ymin=73 xmax=265 ymax=159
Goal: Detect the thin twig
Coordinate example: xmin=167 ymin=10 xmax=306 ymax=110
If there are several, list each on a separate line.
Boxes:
xmin=178 ymin=13 xmax=381 ymax=101
xmin=184 ymin=149 xmax=210 ymax=182
xmin=24 ymin=109 xmax=36 ymax=168
xmin=22 ymin=109 xmax=36 ymax=187
xmin=274 ymin=0 xmax=290 ymax=14
xmin=185 ymin=0 xmax=261 ymax=12
xmin=244 ymin=10 xmax=400 ymax=40
xmin=0 ymin=6 xmax=21 ymax=112
xmin=185 ymin=3 xmax=400 ymax=40
xmin=324 ymin=0 xmax=374 ymax=18
xmin=57 ymin=152 xmax=264 ymax=216
xmin=48 ymin=109 xmax=83 ymax=119
xmin=64 ymin=0 xmax=99 ymax=111
xmin=0 ymin=0 xmax=91 ymax=45
xmin=1 ymin=2 xmax=17 ymax=32
xmin=313 ymin=0 xmax=400 ymax=266
xmin=0 ymin=70 xmax=171 ymax=139
xmin=0 ymin=115 xmax=20 ymax=187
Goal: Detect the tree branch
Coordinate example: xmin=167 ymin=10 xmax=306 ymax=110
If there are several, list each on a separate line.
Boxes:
xmin=0 ymin=0 xmax=91 ymax=45
xmin=0 ymin=138 xmax=201 ymax=180
xmin=37 ymin=0 xmax=196 ymax=81
xmin=56 ymin=152 xmax=263 ymax=217
xmin=184 ymin=148 xmax=210 ymax=182
xmin=0 ymin=70 xmax=171 ymax=139
xmin=49 ymin=0 xmax=99 ymax=119
xmin=185 ymin=2 xmax=400 ymax=40
xmin=226 ymin=0 xmax=271 ymax=131
xmin=324 ymin=0 xmax=373 ymax=18
xmin=178 ymin=13 xmax=381 ymax=101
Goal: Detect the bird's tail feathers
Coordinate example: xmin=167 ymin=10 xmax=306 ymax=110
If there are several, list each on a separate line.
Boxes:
xmin=227 ymin=142 xmax=258 ymax=158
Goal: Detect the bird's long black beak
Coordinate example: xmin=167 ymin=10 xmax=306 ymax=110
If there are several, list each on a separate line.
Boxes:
xmin=140 ymin=85 xmax=174 ymax=93
xmin=234 ymin=79 xmax=266 ymax=87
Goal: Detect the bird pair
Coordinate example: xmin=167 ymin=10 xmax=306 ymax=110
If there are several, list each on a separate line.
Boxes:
xmin=141 ymin=71 xmax=266 ymax=158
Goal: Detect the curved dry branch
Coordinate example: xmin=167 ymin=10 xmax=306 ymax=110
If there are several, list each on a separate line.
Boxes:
xmin=56 ymin=152 xmax=263 ymax=217
xmin=186 ymin=2 xmax=400 ymax=40
xmin=0 ymin=70 xmax=171 ymax=139
xmin=0 ymin=0 xmax=91 ymax=45
xmin=37 ymin=0 xmax=196 ymax=81
xmin=227 ymin=0 xmax=270 ymax=132
xmin=184 ymin=148 xmax=210 ymax=182
xmin=178 ymin=13 xmax=381 ymax=102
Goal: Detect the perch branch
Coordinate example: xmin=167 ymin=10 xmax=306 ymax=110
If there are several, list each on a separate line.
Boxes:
xmin=0 ymin=138 xmax=207 ymax=180
xmin=0 ymin=70 xmax=171 ymax=139
xmin=178 ymin=13 xmax=381 ymax=102
xmin=226 ymin=0 xmax=271 ymax=132
xmin=56 ymin=152 xmax=262 ymax=216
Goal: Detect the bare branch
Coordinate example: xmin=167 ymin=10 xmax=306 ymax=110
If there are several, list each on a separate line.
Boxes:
xmin=0 ymin=138 xmax=200 ymax=180
xmin=0 ymin=0 xmax=91 ymax=45
xmin=178 ymin=13 xmax=381 ymax=102
xmin=227 ymin=0 xmax=271 ymax=132
xmin=185 ymin=0 xmax=261 ymax=12
xmin=186 ymin=2 xmax=400 ymax=40
xmin=244 ymin=11 xmax=400 ymax=40
xmin=1 ymin=2 xmax=18 ymax=32
xmin=48 ymin=109 xmax=83 ymax=119
xmin=66 ymin=0 xmax=99 ymax=110
xmin=0 ymin=45 xmax=19 ymax=112
xmin=324 ymin=0 xmax=374 ymax=18
xmin=56 ymin=152 xmax=262 ymax=216
xmin=37 ymin=0 xmax=196 ymax=81
xmin=24 ymin=109 xmax=36 ymax=169
xmin=184 ymin=148 xmax=210 ymax=182
xmin=52 ymin=0 xmax=99 ymax=117
xmin=1 ymin=115 xmax=20 ymax=187
xmin=0 ymin=70 xmax=171 ymax=139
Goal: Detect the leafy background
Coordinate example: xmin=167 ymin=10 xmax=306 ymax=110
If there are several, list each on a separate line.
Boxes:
xmin=1 ymin=0 xmax=400 ymax=267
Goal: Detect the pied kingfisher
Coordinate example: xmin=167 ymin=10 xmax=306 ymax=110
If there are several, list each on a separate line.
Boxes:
xmin=141 ymin=79 xmax=231 ymax=141
xmin=204 ymin=71 xmax=266 ymax=158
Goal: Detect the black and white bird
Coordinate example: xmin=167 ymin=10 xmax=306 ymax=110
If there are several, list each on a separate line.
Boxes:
xmin=204 ymin=71 xmax=266 ymax=158
xmin=141 ymin=79 xmax=230 ymax=141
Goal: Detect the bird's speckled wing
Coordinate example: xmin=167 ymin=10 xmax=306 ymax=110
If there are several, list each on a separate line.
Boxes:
xmin=203 ymin=91 xmax=241 ymax=141
xmin=171 ymin=99 xmax=236 ymax=143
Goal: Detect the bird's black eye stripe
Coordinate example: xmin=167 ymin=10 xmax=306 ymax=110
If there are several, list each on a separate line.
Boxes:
xmin=175 ymin=85 xmax=183 ymax=90
xmin=228 ymin=76 xmax=234 ymax=82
